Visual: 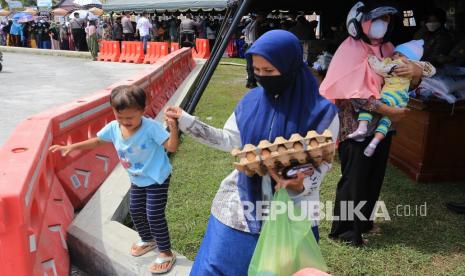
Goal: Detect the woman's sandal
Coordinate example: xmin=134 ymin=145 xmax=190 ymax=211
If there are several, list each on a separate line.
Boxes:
xmin=130 ymin=241 xmax=157 ymax=257
xmin=149 ymin=254 xmax=176 ymax=274
xmin=362 ymin=238 xmax=369 ymax=246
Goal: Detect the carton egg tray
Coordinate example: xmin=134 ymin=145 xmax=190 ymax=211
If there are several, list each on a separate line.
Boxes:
xmin=231 ymin=130 xmax=335 ymax=177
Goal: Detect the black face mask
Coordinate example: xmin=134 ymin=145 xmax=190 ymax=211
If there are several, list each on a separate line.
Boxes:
xmin=255 ymin=74 xmax=294 ymax=97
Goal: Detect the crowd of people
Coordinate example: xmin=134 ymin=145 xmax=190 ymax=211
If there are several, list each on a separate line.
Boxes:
xmin=227 ymin=12 xmax=347 ymax=88
xmin=228 ymin=8 xmax=465 ymax=104
xmin=110 ymin=12 xmax=221 ymax=49
xmin=0 ymin=12 xmax=103 ymax=59
xmin=0 ymin=11 xmax=222 ymax=59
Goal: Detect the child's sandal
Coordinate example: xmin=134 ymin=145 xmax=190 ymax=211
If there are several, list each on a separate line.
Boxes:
xmin=149 ymin=254 xmax=176 ymax=274
xmin=130 ymin=241 xmax=157 ymax=257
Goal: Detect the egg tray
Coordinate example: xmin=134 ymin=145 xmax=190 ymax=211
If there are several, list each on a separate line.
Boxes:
xmin=231 ymin=130 xmax=336 ymax=177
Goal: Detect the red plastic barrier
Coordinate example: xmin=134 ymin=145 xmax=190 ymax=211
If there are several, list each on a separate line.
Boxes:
xmin=151 ymin=80 xmax=169 ymax=115
xmin=119 ymin=41 xmax=144 ymax=63
xmin=33 ymin=182 xmax=74 ymax=276
xmin=193 ymin=39 xmax=202 ymax=58
xmin=192 ymin=38 xmax=210 ymax=59
xmin=0 ymin=47 xmax=196 ymax=276
xmin=170 ymin=42 xmax=180 ymax=53
xmin=143 ymin=42 xmax=158 ymax=64
xmin=43 ymin=92 xmax=120 ymax=208
xmin=226 ymin=38 xmax=235 ymax=57
xmin=145 ymin=48 xmax=191 ymax=117
xmin=143 ymin=42 xmax=169 ymax=64
xmin=172 ymin=54 xmax=183 ymax=88
xmin=184 ymin=47 xmax=197 ymax=70
xmin=0 ymin=119 xmax=74 ymax=276
xmin=97 ymin=40 xmax=121 ymax=62
xmin=146 ymin=69 xmax=164 ymax=115
xmin=162 ymin=60 xmax=178 ymax=98
xmin=97 ymin=40 xmax=110 ymax=61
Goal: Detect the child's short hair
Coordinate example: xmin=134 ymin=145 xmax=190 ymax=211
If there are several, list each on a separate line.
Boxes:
xmin=110 ymin=85 xmax=146 ymax=112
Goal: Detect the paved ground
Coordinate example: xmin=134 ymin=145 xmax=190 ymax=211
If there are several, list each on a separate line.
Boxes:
xmin=0 ymin=52 xmax=152 ymax=145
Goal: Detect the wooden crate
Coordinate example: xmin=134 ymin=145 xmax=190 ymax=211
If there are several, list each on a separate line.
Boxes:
xmin=389 ymin=98 xmax=465 ymax=182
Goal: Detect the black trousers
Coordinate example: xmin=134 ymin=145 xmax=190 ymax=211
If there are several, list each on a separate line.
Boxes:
xmin=179 ymin=32 xmax=195 ymax=48
xmin=79 ymin=29 xmax=88 ymax=51
xmin=72 ymin=29 xmax=87 ymax=51
xmin=329 ymin=133 xmax=393 ymax=245
xmin=123 ymin=33 xmax=134 ymax=41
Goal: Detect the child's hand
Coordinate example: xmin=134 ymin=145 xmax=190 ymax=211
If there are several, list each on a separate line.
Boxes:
xmin=164 ymin=106 xmax=183 ymax=120
xmin=165 ymin=117 xmax=178 ymax=131
xmin=49 ymin=144 xmax=74 ymax=156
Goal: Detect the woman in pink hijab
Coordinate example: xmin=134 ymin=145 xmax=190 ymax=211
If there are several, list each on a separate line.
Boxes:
xmin=320 ymin=0 xmax=424 ymax=246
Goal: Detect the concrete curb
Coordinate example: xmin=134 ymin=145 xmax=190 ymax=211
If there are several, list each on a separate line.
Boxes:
xmin=67 ymin=59 xmax=206 ymax=276
xmin=0 ymin=46 xmax=92 ymax=59
xmin=219 ymin=61 xmax=246 ymax=67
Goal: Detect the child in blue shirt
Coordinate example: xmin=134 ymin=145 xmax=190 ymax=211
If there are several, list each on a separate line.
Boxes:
xmin=50 ymin=85 xmax=179 ymax=274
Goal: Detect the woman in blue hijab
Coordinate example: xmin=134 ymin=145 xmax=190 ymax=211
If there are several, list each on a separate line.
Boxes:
xmin=166 ymin=30 xmax=339 ymax=275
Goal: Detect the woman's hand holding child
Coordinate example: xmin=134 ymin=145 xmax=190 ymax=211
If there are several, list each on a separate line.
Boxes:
xmin=165 ymin=106 xmax=183 ymax=120
xmin=266 ymin=166 xmax=310 ymax=193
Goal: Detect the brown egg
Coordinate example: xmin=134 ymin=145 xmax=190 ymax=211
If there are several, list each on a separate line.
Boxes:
xmin=293 ymin=142 xmax=304 ymax=151
xmin=309 ymin=139 xmax=319 ymax=148
xmin=294 ymin=152 xmax=308 ymax=164
xmin=277 ymin=145 xmax=287 ymax=153
xmin=246 ymin=152 xmax=256 ymax=162
xmin=261 ymin=149 xmax=271 ymax=159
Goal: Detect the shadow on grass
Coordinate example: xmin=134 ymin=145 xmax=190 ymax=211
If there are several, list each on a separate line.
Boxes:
xmin=319 ymin=161 xmax=465 ymax=275
xmin=367 ymin=165 xmax=465 ymax=255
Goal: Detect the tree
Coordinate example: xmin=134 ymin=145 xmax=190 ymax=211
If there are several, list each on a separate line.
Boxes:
xmin=1 ymin=0 xmax=62 ymax=9
xmin=0 ymin=0 xmax=35 ymax=9
xmin=20 ymin=0 xmax=37 ymax=7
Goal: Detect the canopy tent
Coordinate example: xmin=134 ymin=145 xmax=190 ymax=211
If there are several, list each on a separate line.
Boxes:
xmin=54 ymin=0 xmax=80 ymax=12
xmin=54 ymin=0 xmax=102 ymax=12
xmin=103 ymin=0 xmax=228 ymax=13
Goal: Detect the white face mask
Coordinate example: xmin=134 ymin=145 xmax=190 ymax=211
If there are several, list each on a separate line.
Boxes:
xmin=426 ymin=22 xmax=441 ymax=32
xmin=368 ymin=19 xmax=389 ymax=39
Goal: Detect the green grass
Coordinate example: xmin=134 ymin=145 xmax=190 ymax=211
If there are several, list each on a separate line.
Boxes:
xmin=221 ymin=57 xmax=247 ymax=65
xmin=166 ymin=64 xmax=465 ymax=275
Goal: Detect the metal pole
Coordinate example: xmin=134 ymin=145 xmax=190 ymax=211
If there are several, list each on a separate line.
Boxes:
xmin=183 ymin=0 xmax=252 ymax=114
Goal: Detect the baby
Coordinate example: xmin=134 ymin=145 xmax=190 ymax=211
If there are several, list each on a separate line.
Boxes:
xmin=347 ymin=39 xmax=436 ymax=156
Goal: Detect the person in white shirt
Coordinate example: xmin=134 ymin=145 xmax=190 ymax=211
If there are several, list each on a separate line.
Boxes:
xmin=136 ymin=11 xmax=153 ymax=53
